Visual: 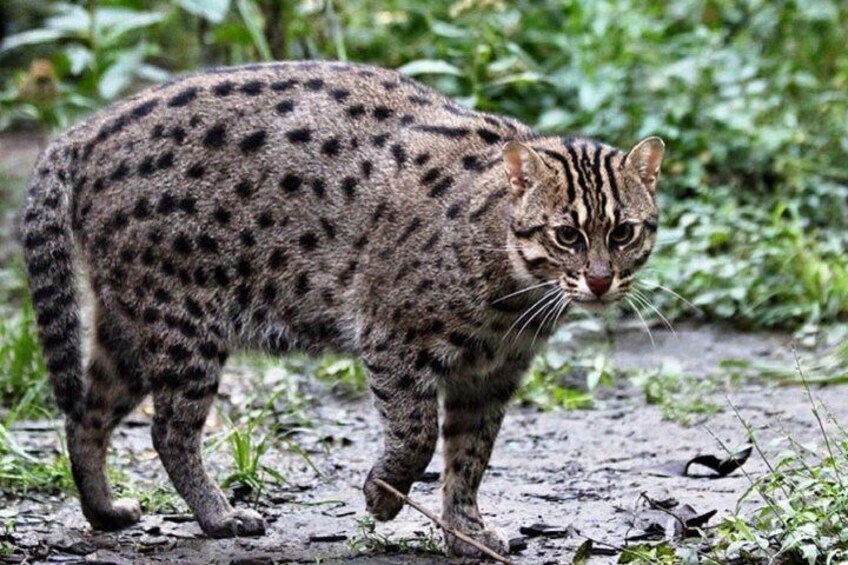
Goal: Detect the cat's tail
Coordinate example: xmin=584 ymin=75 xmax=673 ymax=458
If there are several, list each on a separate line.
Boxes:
xmin=19 ymin=147 xmax=84 ymax=419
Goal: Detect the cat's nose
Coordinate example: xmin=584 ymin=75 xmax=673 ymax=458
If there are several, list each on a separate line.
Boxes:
xmin=586 ymin=275 xmax=612 ymax=297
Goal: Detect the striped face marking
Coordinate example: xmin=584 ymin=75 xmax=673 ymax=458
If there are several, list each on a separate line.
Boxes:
xmin=504 ymin=136 xmax=664 ymax=306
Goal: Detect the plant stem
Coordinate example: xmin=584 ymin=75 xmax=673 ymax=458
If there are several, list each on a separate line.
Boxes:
xmin=372 ymin=478 xmax=513 ymax=564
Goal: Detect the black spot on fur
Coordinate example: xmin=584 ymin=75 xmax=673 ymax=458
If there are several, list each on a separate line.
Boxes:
xmin=132 ymin=99 xmax=158 ymax=118
xmin=240 ymin=130 xmax=267 ymax=153
xmin=271 ymin=79 xmax=298 ymax=91
xmin=321 ymin=137 xmax=341 ymax=157
xmin=275 ymin=99 xmax=294 ymax=114
xmin=239 ymin=229 xmax=256 ymax=247
xmin=330 ymin=88 xmax=350 ymax=102
xmin=414 ymin=152 xmax=431 ymax=166
xmin=186 ymin=163 xmax=205 ymax=179
xmin=360 ymin=160 xmax=373 ymax=179
xmin=340 ymin=176 xmax=358 ymax=198
xmin=421 ymin=168 xmax=440 ymax=184
xmin=157 ymin=193 xmax=176 ymax=214
xmin=371 ymin=133 xmax=390 ymax=148
xmin=156 ymin=151 xmax=174 ymax=170
xmin=295 ymin=273 xmax=310 ymax=294
xmin=311 ymin=178 xmax=326 ymax=198
xmin=373 ymin=106 xmax=393 ymax=121
xmin=235 ymin=180 xmax=253 ymax=198
xmin=197 ymin=234 xmax=219 ymax=254
xmin=281 ymin=173 xmax=302 ymax=193
xmin=305 ymin=78 xmax=324 ymax=90
xmin=168 ymin=87 xmax=199 ymax=107
xmin=203 ymin=124 xmax=227 ymax=148
xmin=240 ymin=80 xmax=263 ymax=95
xmin=477 ymin=128 xmax=501 ymax=144
xmin=111 ymin=160 xmax=129 ymax=181
xmin=213 ymin=206 xmax=231 ymax=225
xmin=286 ymin=127 xmax=311 ymax=143
xmin=178 ymin=196 xmax=197 ymax=214
xmin=408 ymin=95 xmax=431 ymax=106
xmin=170 ymin=126 xmax=187 ymax=145
xmin=299 ymin=232 xmax=318 ymax=251
xmin=133 ymin=197 xmax=151 ymax=219
xmin=257 ymin=211 xmax=274 ymax=228
xmin=346 ymin=104 xmax=366 ymax=118
xmin=213 ymin=80 xmax=235 ymax=96
xmin=428 ymin=176 xmax=453 ymax=198
xmin=391 ymin=144 xmax=407 ymax=168
xmin=173 ymin=233 xmax=193 ymax=255
xmin=268 ymin=248 xmax=286 ymax=269
xmin=415 ymin=125 xmax=469 ymax=138
xmin=319 ymin=218 xmax=336 ymax=239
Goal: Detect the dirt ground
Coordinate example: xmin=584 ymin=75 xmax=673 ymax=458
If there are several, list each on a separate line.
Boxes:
xmin=2 ymin=133 xmax=846 ymax=564
xmin=4 ymin=323 xmax=845 ymax=565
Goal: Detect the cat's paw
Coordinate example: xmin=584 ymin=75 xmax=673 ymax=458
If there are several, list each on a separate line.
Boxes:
xmin=363 ymin=469 xmax=405 ymax=521
xmin=201 ymin=508 xmax=267 ymax=538
xmin=445 ymin=528 xmax=509 ymax=559
xmin=86 ymin=498 xmax=142 ymax=531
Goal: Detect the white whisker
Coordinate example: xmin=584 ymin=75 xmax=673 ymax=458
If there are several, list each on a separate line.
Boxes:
xmin=514 ymin=290 xmax=561 ymax=344
xmin=626 ymin=296 xmax=655 ymax=348
xmin=635 ymin=280 xmax=701 ymax=313
xmin=491 ymin=279 xmax=556 ymax=304
xmin=630 ymin=289 xmax=676 ymax=336
xmin=502 ymin=287 xmax=560 ymax=342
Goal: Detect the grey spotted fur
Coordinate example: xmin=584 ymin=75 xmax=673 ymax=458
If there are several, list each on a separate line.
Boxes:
xmin=20 ymin=61 xmax=663 ymax=556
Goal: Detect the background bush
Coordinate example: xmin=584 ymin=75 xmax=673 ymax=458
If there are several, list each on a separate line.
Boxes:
xmin=0 ymin=0 xmax=846 ymax=330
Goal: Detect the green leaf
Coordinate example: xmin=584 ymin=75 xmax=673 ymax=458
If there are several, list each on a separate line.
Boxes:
xmin=173 ymin=0 xmax=232 ymax=23
xmin=397 ymin=59 xmax=463 ymax=77
xmin=0 ymin=29 xmax=68 ymax=54
xmin=63 ymin=45 xmax=93 ymax=75
xmin=98 ymin=44 xmax=146 ymax=99
xmin=236 ymin=0 xmax=272 ymax=61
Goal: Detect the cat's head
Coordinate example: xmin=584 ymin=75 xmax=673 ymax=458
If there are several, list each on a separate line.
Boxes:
xmin=503 ymin=135 xmax=664 ymax=307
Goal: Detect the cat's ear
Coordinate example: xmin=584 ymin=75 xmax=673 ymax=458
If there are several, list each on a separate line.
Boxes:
xmin=502 ymin=141 xmax=545 ymax=199
xmin=624 ymin=136 xmax=665 ymax=193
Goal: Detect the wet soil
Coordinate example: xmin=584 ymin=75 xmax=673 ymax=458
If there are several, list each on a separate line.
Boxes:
xmin=3 ymin=324 xmax=844 ymax=565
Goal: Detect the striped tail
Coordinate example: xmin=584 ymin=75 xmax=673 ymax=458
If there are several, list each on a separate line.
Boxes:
xmin=20 ymin=152 xmax=84 ymax=419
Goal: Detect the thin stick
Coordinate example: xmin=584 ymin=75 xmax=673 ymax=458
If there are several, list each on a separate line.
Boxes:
xmin=372 ymin=478 xmax=513 ymax=564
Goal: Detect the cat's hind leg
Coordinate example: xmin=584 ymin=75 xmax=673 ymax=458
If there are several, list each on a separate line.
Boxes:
xmin=67 ymin=312 xmax=148 ymax=531
xmin=148 ymin=330 xmax=265 ymax=538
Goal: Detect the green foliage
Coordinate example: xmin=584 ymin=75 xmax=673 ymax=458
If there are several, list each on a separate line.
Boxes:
xmin=0 ymin=273 xmax=50 ymax=422
xmin=2 ymin=0 xmax=845 ymax=329
xmin=631 ymin=364 xmax=723 ymax=426
xmin=516 ymin=352 xmax=614 ymax=410
xmin=348 ymin=514 xmax=443 ymax=555
xmin=315 ymin=356 xmax=367 ymax=397
xmin=0 ymin=424 xmax=74 ymax=495
xmin=711 ymin=423 xmax=848 ymax=563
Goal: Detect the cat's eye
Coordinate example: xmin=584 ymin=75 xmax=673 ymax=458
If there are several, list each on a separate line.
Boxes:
xmin=610 ymin=223 xmax=635 ymax=245
xmin=554 ymin=226 xmax=583 ymax=248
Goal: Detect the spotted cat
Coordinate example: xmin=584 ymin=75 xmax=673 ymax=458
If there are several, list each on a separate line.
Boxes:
xmin=20 ymin=61 xmax=663 ymax=557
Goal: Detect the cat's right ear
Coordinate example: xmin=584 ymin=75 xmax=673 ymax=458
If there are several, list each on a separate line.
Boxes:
xmin=503 ymin=141 xmax=544 ymax=200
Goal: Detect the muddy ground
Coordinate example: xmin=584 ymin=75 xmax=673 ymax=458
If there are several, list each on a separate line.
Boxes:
xmin=2 ymin=133 xmax=846 ymax=564
xmin=4 ymin=323 xmax=845 ymax=565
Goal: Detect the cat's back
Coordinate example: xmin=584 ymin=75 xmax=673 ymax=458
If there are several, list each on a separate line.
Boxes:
xmin=54 ymin=61 xmax=528 ymax=250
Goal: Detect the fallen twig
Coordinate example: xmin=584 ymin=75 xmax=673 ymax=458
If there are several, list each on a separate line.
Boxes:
xmin=372 ymin=478 xmax=513 ymax=564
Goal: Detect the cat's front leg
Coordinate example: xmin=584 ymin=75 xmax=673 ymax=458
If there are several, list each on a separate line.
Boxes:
xmin=361 ymin=353 xmax=439 ymax=521
xmin=440 ymin=373 xmax=522 ymax=558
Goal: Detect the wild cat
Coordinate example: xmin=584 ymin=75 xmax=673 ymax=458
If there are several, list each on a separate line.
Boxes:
xmin=20 ymin=60 xmax=663 ymax=557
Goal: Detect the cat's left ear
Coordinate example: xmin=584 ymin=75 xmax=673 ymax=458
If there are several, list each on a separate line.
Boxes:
xmin=624 ymin=136 xmax=665 ymax=193
xmin=502 ymin=141 xmax=545 ymax=200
